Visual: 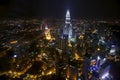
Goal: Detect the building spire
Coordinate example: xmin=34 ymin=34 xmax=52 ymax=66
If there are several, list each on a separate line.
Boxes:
xmin=65 ymin=9 xmax=71 ymax=24
xmin=66 ymin=9 xmax=70 ymax=18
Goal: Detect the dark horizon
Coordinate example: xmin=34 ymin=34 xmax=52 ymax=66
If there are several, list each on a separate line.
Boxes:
xmin=0 ymin=0 xmax=120 ymax=19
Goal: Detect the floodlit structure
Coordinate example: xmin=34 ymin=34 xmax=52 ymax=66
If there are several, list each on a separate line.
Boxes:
xmin=63 ymin=10 xmax=73 ymax=42
xmin=45 ymin=26 xmax=52 ymax=40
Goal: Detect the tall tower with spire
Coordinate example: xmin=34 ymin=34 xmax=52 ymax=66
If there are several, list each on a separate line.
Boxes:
xmin=63 ymin=10 xmax=73 ymax=42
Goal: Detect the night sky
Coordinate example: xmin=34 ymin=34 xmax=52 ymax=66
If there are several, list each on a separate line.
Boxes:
xmin=0 ymin=0 xmax=120 ymax=19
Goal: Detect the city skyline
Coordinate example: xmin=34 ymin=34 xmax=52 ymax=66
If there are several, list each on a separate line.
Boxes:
xmin=0 ymin=0 xmax=120 ymax=80
xmin=0 ymin=13 xmax=120 ymax=79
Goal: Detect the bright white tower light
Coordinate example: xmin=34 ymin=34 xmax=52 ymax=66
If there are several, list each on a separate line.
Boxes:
xmin=66 ymin=10 xmax=70 ymax=17
xmin=65 ymin=10 xmax=71 ymax=24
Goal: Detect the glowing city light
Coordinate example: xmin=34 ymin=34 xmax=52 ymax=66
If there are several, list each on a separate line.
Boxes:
xmin=78 ymin=78 xmax=81 ymax=80
xmin=13 ymin=54 xmax=17 ymax=58
xmin=101 ymin=72 xmax=109 ymax=79
xmin=110 ymin=49 xmax=116 ymax=54
xmin=97 ymin=56 xmax=101 ymax=60
xmin=111 ymin=44 xmax=116 ymax=48
xmin=10 ymin=40 xmax=18 ymax=44
xmin=97 ymin=48 xmax=100 ymax=51
xmin=74 ymin=53 xmax=80 ymax=60
xmin=103 ymin=58 xmax=106 ymax=61
xmin=45 ymin=26 xmax=52 ymax=40
xmin=79 ymin=34 xmax=84 ymax=39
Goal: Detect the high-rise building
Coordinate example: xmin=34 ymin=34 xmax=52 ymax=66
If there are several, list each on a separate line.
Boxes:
xmin=58 ymin=10 xmax=76 ymax=50
xmin=63 ymin=10 xmax=73 ymax=42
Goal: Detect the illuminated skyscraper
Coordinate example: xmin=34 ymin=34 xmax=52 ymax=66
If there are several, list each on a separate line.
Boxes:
xmin=63 ymin=10 xmax=73 ymax=42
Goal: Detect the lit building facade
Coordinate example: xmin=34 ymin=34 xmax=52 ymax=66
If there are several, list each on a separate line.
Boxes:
xmin=63 ymin=10 xmax=73 ymax=42
xmin=58 ymin=10 xmax=76 ymax=50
